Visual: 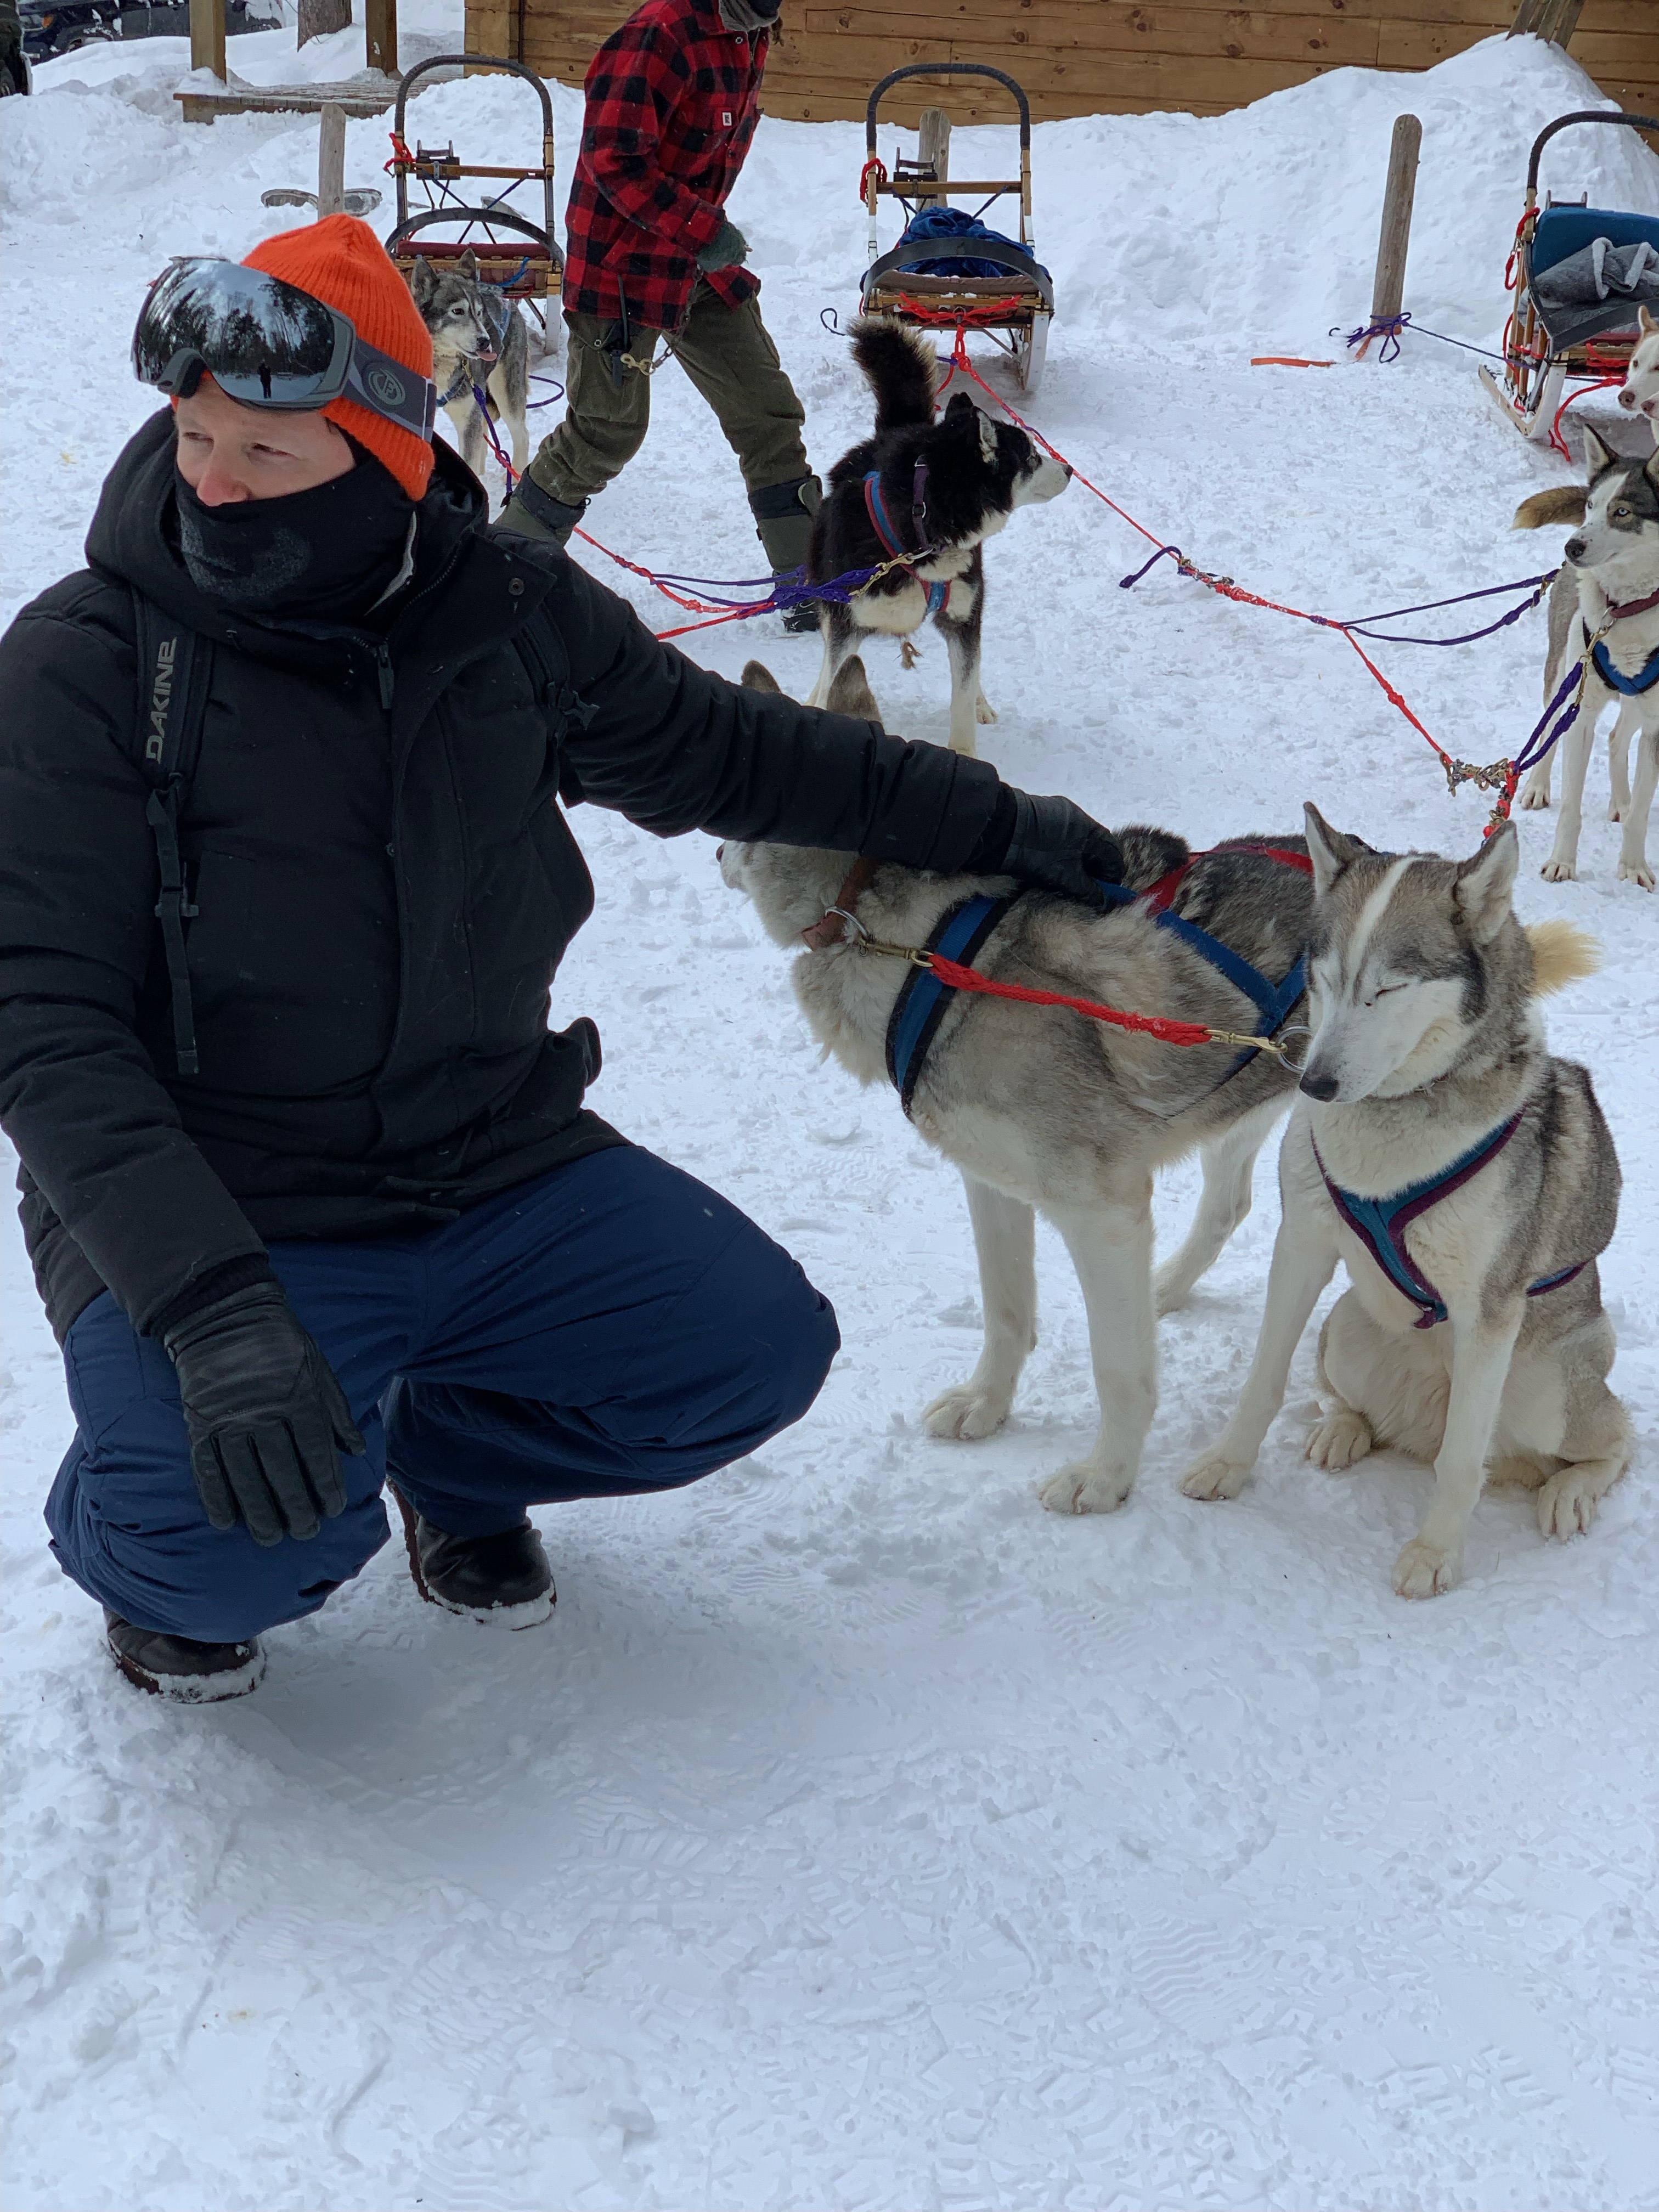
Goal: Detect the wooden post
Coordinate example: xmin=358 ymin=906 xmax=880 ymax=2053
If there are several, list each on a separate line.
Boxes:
xmin=188 ymin=0 xmax=225 ymax=82
xmin=918 ymin=104 xmax=950 ymax=185
xmin=1508 ymin=0 xmax=1584 ymax=43
xmin=365 ymin=0 xmax=397 ymax=76
xmin=1371 ymin=114 xmax=1421 ymax=329
xmin=317 ymin=103 xmax=347 ymax=216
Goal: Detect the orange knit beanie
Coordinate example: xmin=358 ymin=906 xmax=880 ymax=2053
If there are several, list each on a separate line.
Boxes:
xmin=241 ymin=214 xmax=435 ymax=501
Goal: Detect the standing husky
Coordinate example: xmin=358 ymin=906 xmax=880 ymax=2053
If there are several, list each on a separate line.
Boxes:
xmin=409 ymin=250 xmax=531 ymax=490
xmin=1181 ymin=809 xmax=1628 ymax=1599
xmin=1511 ymin=427 xmax=1659 ymax=888
xmin=722 ymin=659 xmax=1313 ymax=1516
xmin=805 ymin=319 xmax=1071 ymax=757
xmin=1617 ymin=303 xmax=1659 ymax=432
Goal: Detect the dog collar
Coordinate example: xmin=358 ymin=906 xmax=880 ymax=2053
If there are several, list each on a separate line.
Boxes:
xmin=863 ymin=468 xmax=951 ymax=614
xmin=1605 ymin=582 xmax=1659 ymax=623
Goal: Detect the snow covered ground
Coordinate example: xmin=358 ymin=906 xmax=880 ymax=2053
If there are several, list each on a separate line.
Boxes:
xmin=3 ymin=15 xmax=1658 ymax=2209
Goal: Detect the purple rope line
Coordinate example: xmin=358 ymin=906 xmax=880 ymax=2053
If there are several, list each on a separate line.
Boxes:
xmin=1119 ymin=545 xmax=1559 ymax=647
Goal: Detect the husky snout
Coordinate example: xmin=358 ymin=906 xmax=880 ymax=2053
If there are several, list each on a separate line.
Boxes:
xmin=1564 ymin=532 xmax=1588 ymax=562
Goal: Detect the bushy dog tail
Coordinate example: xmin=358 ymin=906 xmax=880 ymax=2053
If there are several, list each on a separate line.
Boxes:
xmin=850 ymin=315 xmax=939 ymax=433
xmin=1513 ymin=486 xmax=1587 ymax=529
xmin=1525 ymin=917 xmax=1601 ymax=995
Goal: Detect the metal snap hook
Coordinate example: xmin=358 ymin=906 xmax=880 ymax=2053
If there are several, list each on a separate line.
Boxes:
xmin=1273 ymin=1024 xmax=1315 ymax=1075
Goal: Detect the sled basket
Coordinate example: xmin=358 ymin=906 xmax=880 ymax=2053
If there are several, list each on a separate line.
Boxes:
xmin=1480 ymin=108 xmax=1659 ymax=443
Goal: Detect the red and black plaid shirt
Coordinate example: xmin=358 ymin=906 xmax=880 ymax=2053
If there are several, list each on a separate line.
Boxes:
xmin=562 ymin=0 xmax=767 ymax=334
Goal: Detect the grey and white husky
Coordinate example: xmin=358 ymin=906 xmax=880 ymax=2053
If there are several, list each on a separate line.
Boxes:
xmin=409 ymin=250 xmax=530 ymax=489
xmin=1511 ymin=427 xmax=1659 ymax=889
xmin=805 ymin=319 xmax=1071 ymax=757
xmin=721 ymin=658 xmax=1313 ymax=1516
xmin=1181 ymin=808 xmax=1628 ymax=1599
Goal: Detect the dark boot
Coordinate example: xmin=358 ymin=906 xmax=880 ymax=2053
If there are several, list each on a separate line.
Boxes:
xmin=104 ymin=1611 xmax=266 ymax=1702
xmin=496 ymin=475 xmax=589 ymax=550
xmin=751 ymin=476 xmax=822 ymax=633
xmin=390 ymin=1485 xmax=555 ymax=1628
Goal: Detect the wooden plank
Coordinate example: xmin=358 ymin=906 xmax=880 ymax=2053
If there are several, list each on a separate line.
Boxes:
xmin=799 ymin=7 xmax=1383 ymax=66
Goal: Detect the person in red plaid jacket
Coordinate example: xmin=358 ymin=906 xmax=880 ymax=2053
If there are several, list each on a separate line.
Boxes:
xmin=499 ymin=0 xmax=820 ymax=626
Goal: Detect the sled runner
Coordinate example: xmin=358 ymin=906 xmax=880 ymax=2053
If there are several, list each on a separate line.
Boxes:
xmin=1480 ymin=108 xmax=1659 ymax=443
xmin=387 ymin=54 xmax=562 ymax=333
xmin=859 ymin=61 xmax=1053 ymax=397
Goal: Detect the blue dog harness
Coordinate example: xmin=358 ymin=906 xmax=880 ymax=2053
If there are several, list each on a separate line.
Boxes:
xmin=1590 ymin=636 xmax=1659 ymax=694
xmin=883 ymin=844 xmax=1311 ymax=1119
xmin=863 ymin=467 xmax=951 ymax=616
xmin=1313 ymin=1113 xmax=1586 ymax=1329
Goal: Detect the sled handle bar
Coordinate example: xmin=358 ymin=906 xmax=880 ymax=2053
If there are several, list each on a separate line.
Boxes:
xmin=866 ymin=63 xmax=1031 ymax=152
xmin=391 ymin=54 xmax=555 ymax=249
xmin=1526 ymin=109 xmax=1659 ymax=197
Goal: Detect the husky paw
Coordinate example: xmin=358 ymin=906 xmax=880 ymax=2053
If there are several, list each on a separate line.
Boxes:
xmin=1540 ymin=856 xmax=1578 ymax=883
xmin=1306 ymin=1407 xmax=1374 ymax=1471
xmin=1519 ymin=783 xmax=1551 ymax=812
xmin=974 ymin=691 xmax=998 ymax=726
xmin=1537 ymin=1469 xmax=1603 ymax=1538
xmin=1038 ymin=1461 xmax=1135 ymax=1515
xmin=1178 ymin=1451 xmax=1251 ymax=1502
xmin=1616 ymin=856 xmax=1656 ymax=890
xmin=1607 ymin=798 xmax=1626 ymax=823
xmin=1391 ymin=1536 xmax=1462 ymax=1599
xmin=923 ymin=1381 xmax=1013 ymax=1442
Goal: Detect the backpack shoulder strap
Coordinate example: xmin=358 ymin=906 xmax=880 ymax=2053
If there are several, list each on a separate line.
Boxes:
xmin=128 ymin=589 xmax=214 ymax=1078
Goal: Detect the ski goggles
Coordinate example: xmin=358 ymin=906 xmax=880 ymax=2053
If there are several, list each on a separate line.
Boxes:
xmin=132 ymin=257 xmax=436 ymax=441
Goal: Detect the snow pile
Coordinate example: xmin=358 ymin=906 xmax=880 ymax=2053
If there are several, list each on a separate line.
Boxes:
xmin=3 ymin=16 xmax=1658 ymax=2210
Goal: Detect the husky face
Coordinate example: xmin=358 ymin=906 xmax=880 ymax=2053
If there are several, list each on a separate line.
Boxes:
xmin=1563 ymin=427 xmax=1659 ymax=592
xmin=409 ymin=251 xmax=499 ymax=363
xmin=1617 ymin=306 xmax=1659 ymax=422
xmin=926 ymin=394 xmax=1071 ymax=541
xmin=1297 ymin=809 xmax=1522 ymax=1104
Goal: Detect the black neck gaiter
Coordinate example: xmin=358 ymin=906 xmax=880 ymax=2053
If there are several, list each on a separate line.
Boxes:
xmin=173 ymin=452 xmax=416 ymax=624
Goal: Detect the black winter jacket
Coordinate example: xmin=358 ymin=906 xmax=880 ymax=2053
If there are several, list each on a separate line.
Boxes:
xmin=1 ymin=414 xmax=1005 ymax=1344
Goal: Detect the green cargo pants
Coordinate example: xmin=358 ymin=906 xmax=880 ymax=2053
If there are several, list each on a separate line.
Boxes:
xmin=523 ymin=279 xmax=818 ymax=569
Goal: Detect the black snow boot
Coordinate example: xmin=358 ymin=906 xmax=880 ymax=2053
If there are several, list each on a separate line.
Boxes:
xmin=104 ymin=1611 xmax=266 ymax=1702
xmin=496 ymin=476 xmax=588 ymax=550
xmin=751 ymin=475 xmax=822 ymax=633
xmin=390 ymin=1485 xmax=555 ymax=1628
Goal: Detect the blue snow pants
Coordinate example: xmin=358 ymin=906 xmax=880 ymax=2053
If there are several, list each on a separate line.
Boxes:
xmin=46 ymin=1146 xmax=839 ymax=1643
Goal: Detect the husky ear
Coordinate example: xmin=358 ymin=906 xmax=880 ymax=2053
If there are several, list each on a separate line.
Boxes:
xmin=1645 ymin=444 xmax=1659 ymax=495
xmin=457 ymin=249 xmax=479 ymax=280
xmin=943 ymin=391 xmax=976 ymax=420
xmin=409 ymin=257 xmax=435 ymax=305
xmin=1302 ymin=803 xmax=1359 ymax=898
xmin=1453 ymin=822 xmax=1519 ymax=944
xmin=827 ymin=654 xmax=883 ymax=725
xmin=1640 ymin=304 xmax=1658 ymax=336
xmin=977 ymin=409 xmax=998 ymax=466
xmin=1580 ymin=423 xmax=1616 ymax=481
xmin=740 ymin=659 xmax=782 ymax=694
xmin=1512 ymin=485 xmax=1587 ymax=530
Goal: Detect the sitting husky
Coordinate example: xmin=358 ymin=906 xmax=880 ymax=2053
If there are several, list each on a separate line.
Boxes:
xmin=1181 ymin=808 xmax=1628 ymax=1599
xmin=409 ymin=250 xmax=530 ymax=492
xmin=721 ymin=658 xmax=1313 ymax=1516
xmin=1511 ymin=426 xmax=1659 ymax=889
xmin=805 ymin=319 xmax=1071 ymax=757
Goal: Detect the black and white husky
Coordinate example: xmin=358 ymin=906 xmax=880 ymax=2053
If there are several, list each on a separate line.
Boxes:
xmin=409 ymin=250 xmax=531 ymax=492
xmin=805 ymin=318 xmax=1071 ymax=755
xmin=1512 ymin=426 xmax=1659 ymax=889
xmin=1182 ymin=810 xmax=1628 ymax=1599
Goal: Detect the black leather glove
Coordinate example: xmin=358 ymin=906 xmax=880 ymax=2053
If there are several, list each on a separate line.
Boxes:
xmin=163 ymin=1283 xmax=364 ymax=1547
xmin=695 ymin=218 xmax=749 ymax=273
xmin=996 ymin=790 xmax=1125 ymax=907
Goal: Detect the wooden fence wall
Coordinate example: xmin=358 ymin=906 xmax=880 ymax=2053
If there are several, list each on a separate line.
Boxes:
xmin=464 ymin=1 xmax=1659 ymax=127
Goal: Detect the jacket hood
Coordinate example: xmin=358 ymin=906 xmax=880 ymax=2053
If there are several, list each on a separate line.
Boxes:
xmin=84 ymin=408 xmax=488 ymax=654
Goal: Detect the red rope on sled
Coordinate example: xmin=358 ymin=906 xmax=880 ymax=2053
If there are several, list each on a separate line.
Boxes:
xmin=924 ymin=955 xmax=1218 ymax=1047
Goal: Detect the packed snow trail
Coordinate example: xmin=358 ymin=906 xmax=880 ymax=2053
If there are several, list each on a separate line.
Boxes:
xmin=3 ymin=18 xmax=1657 ymax=2210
